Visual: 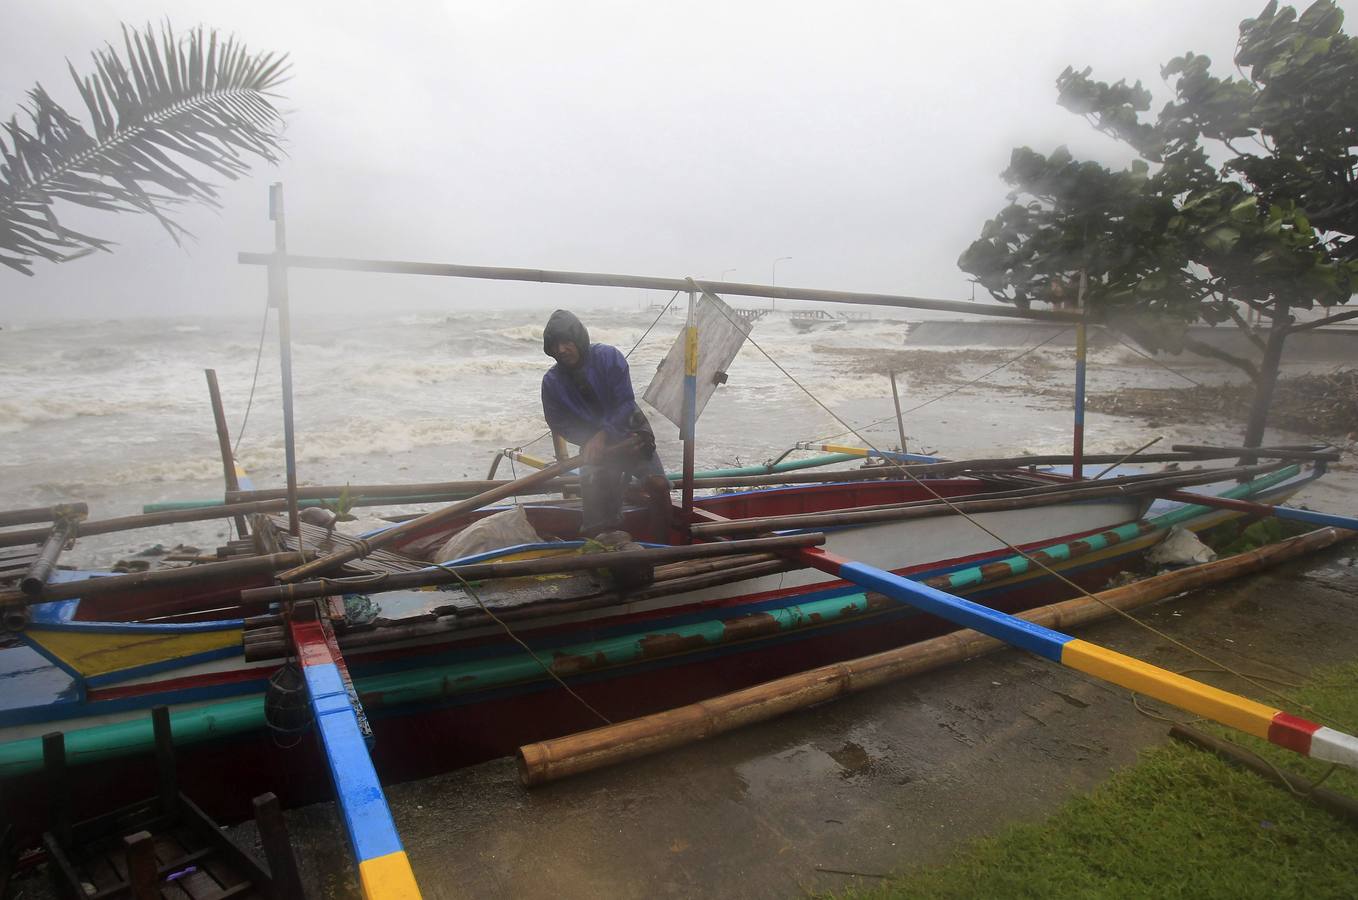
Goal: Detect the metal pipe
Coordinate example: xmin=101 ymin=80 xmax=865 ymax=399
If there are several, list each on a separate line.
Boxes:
xmin=268 ymin=183 xmax=301 ymax=538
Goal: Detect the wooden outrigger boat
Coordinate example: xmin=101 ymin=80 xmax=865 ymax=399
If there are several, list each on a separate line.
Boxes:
xmin=4 ymin=186 xmax=1356 ymax=898
xmin=0 ymin=449 xmax=1337 ymax=841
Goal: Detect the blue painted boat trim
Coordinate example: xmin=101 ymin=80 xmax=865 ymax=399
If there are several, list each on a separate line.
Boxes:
xmin=302 ymin=658 xmax=404 ymax=864
xmin=839 ymin=561 xmax=1073 ymax=662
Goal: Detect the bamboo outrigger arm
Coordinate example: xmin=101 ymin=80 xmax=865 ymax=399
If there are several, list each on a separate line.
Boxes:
xmin=516 ymin=525 xmax=1357 ymax=785
xmin=797 ymin=544 xmax=1358 ymax=771
xmin=236 ymin=252 xmax=1085 ymax=323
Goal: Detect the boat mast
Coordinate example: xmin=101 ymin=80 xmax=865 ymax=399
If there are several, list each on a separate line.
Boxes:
xmin=681 ymin=287 xmax=698 ymax=525
xmin=267 ymin=183 xmax=302 ymax=538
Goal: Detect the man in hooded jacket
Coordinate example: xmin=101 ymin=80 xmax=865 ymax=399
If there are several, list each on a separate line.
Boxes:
xmin=541 ymin=309 xmax=670 ymax=538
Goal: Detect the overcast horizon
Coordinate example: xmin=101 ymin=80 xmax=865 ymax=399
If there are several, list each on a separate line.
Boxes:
xmin=4 ymin=0 xmax=1339 ymax=321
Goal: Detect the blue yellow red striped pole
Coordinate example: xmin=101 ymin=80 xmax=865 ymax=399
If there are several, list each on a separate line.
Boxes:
xmin=292 ymin=615 xmax=422 ymax=899
xmin=681 ymin=290 xmax=698 ymax=519
xmin=798 ymin=546 xmax=1358 ymax=770
xmin=1073 ymin=318 xmax=1087 ymax=481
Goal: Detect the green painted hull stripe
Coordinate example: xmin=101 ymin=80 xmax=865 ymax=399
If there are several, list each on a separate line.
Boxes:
xmin=938 ymin=466 xmax=1299 ymax=592
xmin=0 ymin=590 xmax=875 ymax=777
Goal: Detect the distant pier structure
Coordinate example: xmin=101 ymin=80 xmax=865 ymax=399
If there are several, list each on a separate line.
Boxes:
xmin=646 ymin=303 xmax=770 ymax=323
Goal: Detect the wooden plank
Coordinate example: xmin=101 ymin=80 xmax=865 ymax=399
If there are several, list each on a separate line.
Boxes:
xmin=252 ymin=793 xmax=304 ymax=900
xmin=123 ymin=831 xmax=158 ymax=900
xmin=42 ymin=831 xmax=89 ymax=899
xmin=152 ymin=706 xmax=178 ymax=818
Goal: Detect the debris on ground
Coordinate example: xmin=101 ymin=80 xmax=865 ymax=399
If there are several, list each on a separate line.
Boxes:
xmin=1088 ymin=369 xmax=1358 ymax=438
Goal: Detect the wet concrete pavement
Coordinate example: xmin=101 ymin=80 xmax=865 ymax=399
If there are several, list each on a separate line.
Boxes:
xmin=250 ymin=538 xmax=1358 ymax=899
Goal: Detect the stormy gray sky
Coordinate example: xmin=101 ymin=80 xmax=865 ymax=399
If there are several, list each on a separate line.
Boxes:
xmin=4 ymin=0 xmax=1339 ymax=320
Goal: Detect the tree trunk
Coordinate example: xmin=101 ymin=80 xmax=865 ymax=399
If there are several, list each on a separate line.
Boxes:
xmin=1238 ymin=299 xmax=1292 ymax=467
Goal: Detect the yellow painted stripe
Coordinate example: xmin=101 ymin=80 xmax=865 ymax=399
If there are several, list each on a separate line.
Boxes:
xmin=29 ymin=627 xmax=241 ymax=678
xmin=684 ymin=325 xmax=698 ymax=376
xmin=1061 ymin=639 xmax=1280 ymax=738
xmin=820 ymin=444 xmax=870 ymax=457
xmin=359 ymin=850 xmax=422 ymax=899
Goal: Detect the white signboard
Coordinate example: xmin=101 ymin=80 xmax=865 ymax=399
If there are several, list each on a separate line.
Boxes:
xmin=642 ymin=293 xmax=753 ymax=429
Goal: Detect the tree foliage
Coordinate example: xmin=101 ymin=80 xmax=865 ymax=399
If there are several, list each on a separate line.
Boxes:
xmin=0 ymin=22 xmax=289 ymax=275
xmin=959 ymin=0 xmax=1358 ymax=371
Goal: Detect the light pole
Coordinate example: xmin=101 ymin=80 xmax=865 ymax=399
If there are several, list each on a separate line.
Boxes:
xmin=771 ymin=256 xmax=791 ymax=310
xmin=720 ymin=267 xmax=737 ymax=282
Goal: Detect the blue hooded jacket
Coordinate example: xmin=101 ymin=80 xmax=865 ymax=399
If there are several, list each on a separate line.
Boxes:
xmin=541 ymin=310 xmax=649 ymax=446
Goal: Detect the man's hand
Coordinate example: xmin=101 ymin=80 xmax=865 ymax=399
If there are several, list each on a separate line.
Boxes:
xmin=582 ymin=431 xmax=608 ymax=464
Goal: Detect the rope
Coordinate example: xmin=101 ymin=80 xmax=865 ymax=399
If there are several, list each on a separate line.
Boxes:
xmin=434 ymin=562 xmax=612 ymax=727
xmin=1102 ymin=327 xmax=1207 ymax=387
xmin=694 ymin=286 xmax=1327 ymax=725
xmin=233 ymin=294 xmax=272 ymax=455
xmin=813 ymin=327 xmax=1072 ymax=443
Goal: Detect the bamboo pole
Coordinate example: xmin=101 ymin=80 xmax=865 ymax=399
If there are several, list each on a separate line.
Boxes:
xmin=226 ymin=478 xmax=570 ymax=503
xmin=0 ymin=503 xmax=88 ymax=529
xmin=1170 ymin=444 xmax=1340 ymax=462
xmin=0 ymin=552 xmax=303 ymax=606
xmin=246 ymin=533 xmax=825 ymax=606
xmin=236 ymin=252 xmax=1085 ymax=323
xmin=246 ymin=554 xmax=803 ymax=661
xmin=517 ymin=526 xmax=1354 ymax=785
xmin=205 ymin=369 xmax=249 ymax=538
xmin=199 ymin=445 xmax=1325 ymax=507
xmin=888 ymin=372 xmax=908 ymax=454
xmin=20 ymin=516 xmax=82 ymax=596
xmin=0 ymin=500 xmax=313 ymax=551
xmin=689 ymin=463 xmax=1285 ymax=537
xmin=276 ymin=453 xmax=586 ymax=583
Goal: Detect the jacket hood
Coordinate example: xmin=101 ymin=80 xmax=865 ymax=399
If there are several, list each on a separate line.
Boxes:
xmin=543 ymin=309 xmax=590 ymax=360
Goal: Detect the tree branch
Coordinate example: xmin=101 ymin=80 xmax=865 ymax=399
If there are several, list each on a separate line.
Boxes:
xmin=1226 ymin=303 xmax=1267 ymax=352
xmin=1181 ymin=334 xmax=1260 ymax=380
xmin=1286 ymin=308 xmax=1358 ymax=334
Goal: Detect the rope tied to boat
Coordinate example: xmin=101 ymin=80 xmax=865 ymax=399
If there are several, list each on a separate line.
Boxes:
xmin=432 ymin=561 xmax=613 ymax=727
xmin=691 ymin=280 xmax=1333 ymax=728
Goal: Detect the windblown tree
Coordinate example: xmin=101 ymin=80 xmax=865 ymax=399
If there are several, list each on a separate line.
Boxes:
xmin=1 ymin=23 xmax=289 ymax=276
xmin=959 ymin=0 xmax=1358 ymax=450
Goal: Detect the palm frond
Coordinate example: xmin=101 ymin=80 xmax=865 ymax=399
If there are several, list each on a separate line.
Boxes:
xmin=0 ymin=22 xmax=289 ymax=275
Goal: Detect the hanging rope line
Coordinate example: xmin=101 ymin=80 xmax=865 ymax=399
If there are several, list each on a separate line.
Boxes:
xmin=435 ymin=561 xmax=612 ymax=727
xmin=1101 ymin=327 xmax=1207 ymax=387
xmin=233 ymin=294 xmax=273 ymax=455
xmin=694 ymin=284 xmax=1326 ymax=724
xmin=813 ymin=327 xmax=1073 ymax=444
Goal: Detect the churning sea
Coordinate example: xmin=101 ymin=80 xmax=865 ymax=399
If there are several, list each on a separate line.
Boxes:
xmin=0 ymin=304 xmax=1345 ymax=567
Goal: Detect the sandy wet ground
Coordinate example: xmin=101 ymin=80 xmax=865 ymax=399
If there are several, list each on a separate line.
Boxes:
xmin=227 ymin=537 xmax=1358 ymax=899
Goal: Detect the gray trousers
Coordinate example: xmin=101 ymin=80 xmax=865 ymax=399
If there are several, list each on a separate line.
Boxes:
xmin=579 ymin=450 xmax=667 ymax=537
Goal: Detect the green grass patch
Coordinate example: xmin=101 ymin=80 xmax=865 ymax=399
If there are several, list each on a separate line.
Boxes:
xmin=835 ymin=660 xmax=1358 ymax=899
